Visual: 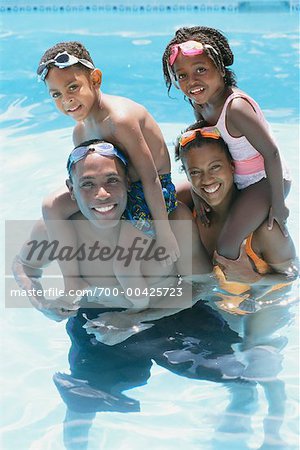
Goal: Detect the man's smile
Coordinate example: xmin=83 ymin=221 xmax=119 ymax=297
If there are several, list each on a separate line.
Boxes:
xmin=92 ymin=204 xmax=116 ymax=213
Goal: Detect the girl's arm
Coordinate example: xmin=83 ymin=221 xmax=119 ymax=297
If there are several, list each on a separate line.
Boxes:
xmin=184 ymin=110 xmax=212 ymax=226
xmin=228 ymin=98 xmax=289 ymax=236
xmin=193 ymin=102 xmax=205 ymax=122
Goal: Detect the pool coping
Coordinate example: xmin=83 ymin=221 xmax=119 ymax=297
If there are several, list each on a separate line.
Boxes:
xmin=0 ymin=1 xmax=299 ymax=14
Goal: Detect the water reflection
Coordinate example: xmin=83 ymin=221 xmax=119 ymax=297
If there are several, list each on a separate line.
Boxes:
xmin=53 ymin=295 xmax=295 ymax=450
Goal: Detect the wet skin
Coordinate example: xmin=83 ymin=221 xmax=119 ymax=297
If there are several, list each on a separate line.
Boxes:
xmin=67 ymin=152 xmax=128 ymax=229
xmin=172 ymin=52 xmax=226 ymax=108
xmin=46 ymin=66 xmax=100 ymax=122
xmin=182 ymin=142 xmax=235 ymax=211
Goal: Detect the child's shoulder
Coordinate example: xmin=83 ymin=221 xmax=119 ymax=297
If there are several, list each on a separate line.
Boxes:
xmin=103 ymin=93 xmax=145 ymax=112
xmin=229 ymin=88 xmax=257 ymax=106
xmin=227 ymin=89 xmax=259 ymax=118
xmin=103 ymin=94 xmax=149 ymax=126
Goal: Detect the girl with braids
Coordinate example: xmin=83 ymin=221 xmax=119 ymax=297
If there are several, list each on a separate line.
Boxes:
xmin=162 ymin=26 xmax=291 ymax=271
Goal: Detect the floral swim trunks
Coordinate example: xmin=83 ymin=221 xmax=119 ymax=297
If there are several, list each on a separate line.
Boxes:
xmin=123 ymin=173 xmax=177 ymax=237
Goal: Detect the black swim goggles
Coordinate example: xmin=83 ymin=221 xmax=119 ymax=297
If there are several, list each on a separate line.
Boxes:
xmin=67 ymin=142 xmax=128 ymax=177
xmin=37 ymin=51 xmax=95 ymax=81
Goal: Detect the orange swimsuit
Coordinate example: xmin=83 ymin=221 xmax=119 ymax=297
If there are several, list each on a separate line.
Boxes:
xmin=213 ymin=234 xmax=292 ymax=315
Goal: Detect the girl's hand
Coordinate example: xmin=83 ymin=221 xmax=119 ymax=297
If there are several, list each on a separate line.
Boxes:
xmin=156 ymin=230 xmax=180 ymax=266
xmin=191 ymin=191 xmax=210 ymax=226
xmin=196 ymin=201 xmax=211 ymax=227
xmin=267 ymin=205 xmax=289 ymax=237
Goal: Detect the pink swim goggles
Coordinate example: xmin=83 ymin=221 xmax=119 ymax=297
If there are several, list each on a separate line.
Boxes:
xmin=169 ymin=40 xmax=218 ymax=66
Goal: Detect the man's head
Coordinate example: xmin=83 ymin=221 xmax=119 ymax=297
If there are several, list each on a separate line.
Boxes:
xmin=66 ymin=140 xmax=128 ymax=228
xmin=37 ymin=41 xmax=102 ymax=122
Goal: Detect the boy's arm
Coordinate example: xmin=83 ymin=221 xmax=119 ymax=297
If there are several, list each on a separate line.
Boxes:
xmin=115 ymin=121 xmax=180 ymax=263
xmin=228 ymin=99 xmax=289 ymax=236
xmin=42 ymin=185 xmax=79 ymax=220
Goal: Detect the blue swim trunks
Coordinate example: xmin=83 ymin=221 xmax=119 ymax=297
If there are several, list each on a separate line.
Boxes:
xmin=123 ymin=173 xmax=177 ymax=237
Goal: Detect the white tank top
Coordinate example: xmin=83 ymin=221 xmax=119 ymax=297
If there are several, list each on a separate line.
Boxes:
xmin=215 ymin=91 xmax=291 ymax=189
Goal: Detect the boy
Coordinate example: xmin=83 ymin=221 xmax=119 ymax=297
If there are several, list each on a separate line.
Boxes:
xmin=37 ymin=41 xmax=180 ymax=298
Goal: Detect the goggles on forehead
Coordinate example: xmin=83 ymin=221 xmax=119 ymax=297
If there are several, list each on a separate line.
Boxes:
xmin=37 ymin=51 xmax=95 ymax=81
xmin=169 ymin=40 xmax=219 ymax=66
xmin=179 ymin=127 xmax=221 ymax=148
xmin=67 ymin=142 xmax=128 ymax=177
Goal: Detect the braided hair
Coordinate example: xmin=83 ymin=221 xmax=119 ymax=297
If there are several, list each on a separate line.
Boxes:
xmin=162 ymin=26 xmax=237 ymax=94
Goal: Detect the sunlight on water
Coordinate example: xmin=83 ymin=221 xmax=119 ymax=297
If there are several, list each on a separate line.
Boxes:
xmin=1 ymin=7 xmax=299 ymax=450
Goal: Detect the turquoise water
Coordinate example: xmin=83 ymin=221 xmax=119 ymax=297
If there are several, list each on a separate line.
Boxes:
xmin=1 ymin=7 xmax=299 ymax=450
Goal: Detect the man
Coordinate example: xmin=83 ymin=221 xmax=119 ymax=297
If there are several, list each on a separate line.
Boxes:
xmin=13 ymin=139 xmax=212 ymax=323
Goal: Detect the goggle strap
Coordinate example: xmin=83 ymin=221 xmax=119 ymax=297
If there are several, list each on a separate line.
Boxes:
xmin=179 ymin=128 xmax=221 ymax=147
xmin=37 ymin=51 xmax=95 ymax=81
xmin=67 ymin=143 xmax=127 ymax=176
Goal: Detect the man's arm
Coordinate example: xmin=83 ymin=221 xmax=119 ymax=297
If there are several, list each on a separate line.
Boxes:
xmin=12 ymin=219 xmax=79 ymax=321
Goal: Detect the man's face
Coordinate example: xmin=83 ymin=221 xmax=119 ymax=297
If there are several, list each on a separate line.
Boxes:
xmin=67 ymin=153 xmax=128 ymax=228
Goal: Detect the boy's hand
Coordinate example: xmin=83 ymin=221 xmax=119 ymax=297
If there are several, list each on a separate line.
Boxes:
xmin=267 ymin=205 xmax=289 ymax=237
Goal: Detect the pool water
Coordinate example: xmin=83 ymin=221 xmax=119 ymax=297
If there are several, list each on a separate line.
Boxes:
xmin=1 ymin=6 xmax=299 ymax=450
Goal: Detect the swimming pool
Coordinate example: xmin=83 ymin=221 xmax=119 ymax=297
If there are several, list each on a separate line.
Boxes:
xmin=1 ymin=4 xmax=299 ymax=450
